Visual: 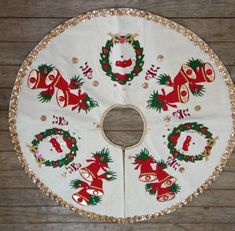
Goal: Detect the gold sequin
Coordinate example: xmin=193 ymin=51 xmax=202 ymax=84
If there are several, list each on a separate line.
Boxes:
xmin=195 ymin=105 xmax=201 ymax=111
xmin=142 ymin=82 xmax=149 ymax=89
xmin=179 ymin=167 xmax=185 ymax=173
xmin=157 ymin=54 xmax=165 ymax=62
xmin=72 ymin=57 xmax=79 ymax=64
xmin=40 ymin=115 xmax=47 ymax=121
xmin=92 ymin=80 xmax=99 ymax=87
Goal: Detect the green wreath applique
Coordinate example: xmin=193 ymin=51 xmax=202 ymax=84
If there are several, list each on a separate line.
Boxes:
xmin=99 ymin=33 xmax=144 ymax=85
xmin=28 ymin=128 xmax=78 ymax=168
xmin=167 ymin=122 xmax=218 ymax=162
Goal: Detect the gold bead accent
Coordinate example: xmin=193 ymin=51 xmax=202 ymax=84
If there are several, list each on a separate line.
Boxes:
xmin=157 ymin=54 xmax=165 ymax=62
xmin=40 ymin=115 xmax=47 ymax=121
xmin=92 ymin=80 xmax=99 ymax=87
xmin=195 ymin=105 xmax=201 ymax=111
xmin=72 ymin=57 xmax=78 ymax=64
xmin=179 ymin=167 xmax=185 ymax=173
xmin=142 ymin=82 xmax=149 ymax=89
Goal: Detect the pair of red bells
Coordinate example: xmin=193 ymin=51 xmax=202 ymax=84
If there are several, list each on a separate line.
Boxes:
xmin=158 ymin=63 xmax=215 ymax=110
xmin=72 ymin=159 xmax=110 ymax=206
xmin=27 ymin=69 xmax=86 ymax=110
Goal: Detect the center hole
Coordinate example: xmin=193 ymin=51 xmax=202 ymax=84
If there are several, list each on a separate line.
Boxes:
xmin=102 ymin=105 xmax=145 ymax=148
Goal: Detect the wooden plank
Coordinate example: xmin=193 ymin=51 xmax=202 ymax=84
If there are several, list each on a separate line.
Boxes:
xmin=0 ymin=223 xmax=234 ymax=231
xmin=0 ymin=0 xmax=234 ymax=18
xmin=0 ymin=42 xmax=234 ymax=66
xmin=103 ymin=107 xmax=144 ymax=131
xmin=0 ymin=42 xmax=35 ymax=65
xmin=0 ymin=206 xmax=234 ymax=223
xmin=0 ymin=111 xmax=9 ymax=131
xmin=0 ymin=66 xmax=19 ymax=88
xmin=0 ymin=170 xmax=234 ymax=190
xmin=0 ymin=18 xmax=235 ymax=42
xmin=0 ymin=188 xmax=234 ymax=207
xmin=0 ymin=131 xmax=12 ymax=151
xmin=1 ymin=89 xmax=14 ymax=110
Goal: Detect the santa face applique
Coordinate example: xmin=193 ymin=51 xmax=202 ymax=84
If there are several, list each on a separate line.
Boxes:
xmin=109 ymin=42 xmax=136 ymax=76
xmin=38 ymin=135 xmax=70 ymax=161
xmin=173 ymin=131 xmax=207 ymax=157
xmin=100 ymin=33 xmax=144 ymax=85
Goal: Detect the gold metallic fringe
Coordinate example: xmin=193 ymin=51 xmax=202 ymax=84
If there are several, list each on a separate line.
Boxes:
xmin=8 ymin=8 xmax=235 ymax=223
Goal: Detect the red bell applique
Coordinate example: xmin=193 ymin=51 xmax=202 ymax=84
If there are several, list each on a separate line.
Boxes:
xmin=155 ymin=163 xmax=176 ymax=188
xmin=27 ymin=69 xmax=48 ymax=89
xmin=45 ymin=69 xmax=69 ymax=91
xmin=79 ymin=148 xmax=112 ymax=182
xmin=148 ymin=85 xmax=189 ymax=112
xmin=70 ymin=148 xmax=116 ymax=207
xmin=70 ymin=179 xmax=101 ymax=206
xmin=134 ymin=148 xmax=157 ymax=182
xmin=27 ymin=64 xmax=98 ymax=113
xmin=134 ymin=148 xmax=181 ymax=203
xmin=145 ymin=180 xmax=180 ymax=202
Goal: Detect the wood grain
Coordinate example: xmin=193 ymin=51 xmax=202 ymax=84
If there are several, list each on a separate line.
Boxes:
xmin=0 ymin=206 xmax=234 ymax=223
xmin=0 ymin=223 xmax=234 ymax=231
xmin=0 ymin=0 xmax=234 ymax=18
xmin=1 ymin=0 xmax=235 ymax=229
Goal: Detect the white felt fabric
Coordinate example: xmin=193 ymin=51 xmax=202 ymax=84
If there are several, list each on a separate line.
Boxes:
xmin=15 ymin=14 xmax=233 ymax=218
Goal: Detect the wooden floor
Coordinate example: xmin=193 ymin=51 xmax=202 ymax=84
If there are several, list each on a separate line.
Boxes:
xmin=1 ymin=0 xmax=235 ymax=230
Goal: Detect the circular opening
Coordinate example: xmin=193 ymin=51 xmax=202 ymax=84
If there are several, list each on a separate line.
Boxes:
xmin=102 ymin=105 xmax=145 ymax=149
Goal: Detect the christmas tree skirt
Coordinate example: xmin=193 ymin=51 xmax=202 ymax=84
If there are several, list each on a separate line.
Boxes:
xmin=9 ymin=8 xmax=235 ymax=223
